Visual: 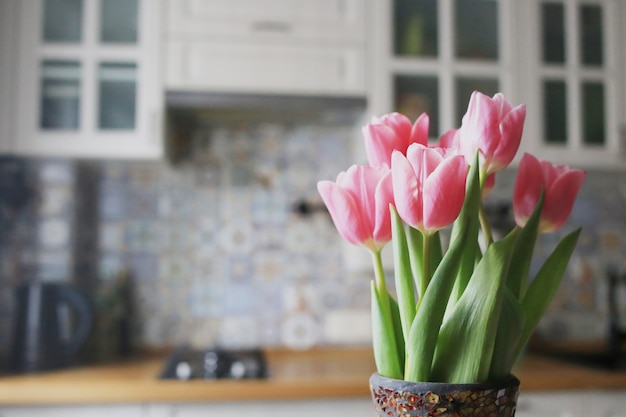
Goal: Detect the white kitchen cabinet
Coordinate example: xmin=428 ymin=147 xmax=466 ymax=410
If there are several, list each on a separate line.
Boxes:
xmin=6 ymin=0 xmax=163 ymax=159
xmin=163 ymin=0 xmax=367 ymax=96
xmin=368 ymin=0 xmax=626 ymax=168
xmin=0 ymin=404 xmax=143 ymax=417
xmin=0 ymin=0 xmax=17 ymax=152
xmin=368 ymin=0 xmax=517 ymax=139
xmin=516 ymin=0 xmax=625 ymax=168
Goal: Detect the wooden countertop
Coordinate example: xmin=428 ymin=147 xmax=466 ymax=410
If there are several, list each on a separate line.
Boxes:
xmin=0 ymin=348 xmax=625 ymax=405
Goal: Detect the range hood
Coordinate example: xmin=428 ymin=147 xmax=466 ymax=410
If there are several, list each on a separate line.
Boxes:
xmin=164 ymin=92 xmax=367 ymax=164
xmin=165 ymin=92 xmax=367 ymax=125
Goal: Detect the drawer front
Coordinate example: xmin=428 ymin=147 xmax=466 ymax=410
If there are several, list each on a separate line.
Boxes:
xmin=165 ymin=0 xmax=364 ymax=43
xmin=165 ymin=41 xmax=365 ymax=96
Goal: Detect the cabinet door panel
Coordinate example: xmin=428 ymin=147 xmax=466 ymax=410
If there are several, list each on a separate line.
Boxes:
xmin=166 ymin=0 xmax=364 ymax=43
xmin=165 ymin=41 xmax=365 ymax=96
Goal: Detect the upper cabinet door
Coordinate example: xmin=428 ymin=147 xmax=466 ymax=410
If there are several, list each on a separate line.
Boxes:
xmin=370 ymin=0 xmax=515 ymax=139
xmin=519 ymin=0 xmax=624 ymax=168
xmin=12 ymin=0 xmax=163 ymax=159
xmin=163 ymin=0 xmax=366 ymax=96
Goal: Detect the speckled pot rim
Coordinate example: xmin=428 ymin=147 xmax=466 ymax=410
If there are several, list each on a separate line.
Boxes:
xmin=370 ymin=372 xmax=521 ymax=417
xmin=370 ymin=372 xmax=521 ymax=394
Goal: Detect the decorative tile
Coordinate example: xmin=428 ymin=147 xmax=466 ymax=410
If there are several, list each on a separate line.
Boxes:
xmin=125 ymin=220 xmax=160 ymax=253
xmin=99 ymin=222 xmax=125 ymax=251
xmin=38 ymin=218 xmax=71 ymax=248
xmin=189 ymin=282 xmax=225 ymax=318
xmin=36 ymin=250 xmax=71 ymax=281
xmin=280 ymin=313 xmax=319 ymax=350
xmin=218 ymin=219 xmax=255 ymax=254
xmin=252 ymin=249 xmax=287 ymax=283
xmin=38 ymin=160 xmax=73 ymax=184
xmin=251 ymin=189 xmax=288 ymax=225
xmin=39 ymin=185 xmax=72 ymax=216
xmin=99 ymin=183 xmax=128 ymax=221
xmin=225 ymin=254 xmax=253 ymax=284
xmin=218 ymin=316 xmax=260 ymax=349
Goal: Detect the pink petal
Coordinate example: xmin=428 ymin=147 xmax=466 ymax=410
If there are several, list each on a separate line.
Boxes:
xmin=440 ymin=128 xmax=460 ymax=150
xmin=317 ymin=180 xmax=370 ymax=246
xmin=541 ymin=169 xmax=586 ymax=232
xmin=513 ymin=153 xmax=545 ymax=227
xmin=492 ymin=93 xmax=513 ymax=118
xmin=373 ymin=170 xmax=394 ymax=244
xmin=410 ymin=112 xmax=430 ymax=146
xmin=422 ymin=156 xmax=467 ymax=232
xmin=492 ymin=104 xmax=526 ymax=172
xmin=391 ymin=151 xmax=423 ymax=229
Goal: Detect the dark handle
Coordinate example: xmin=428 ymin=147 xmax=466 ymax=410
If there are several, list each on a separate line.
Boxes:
xmin=56 ymin=286 xmax=93 ymax=356
xmin=251 ymin=21 xmax=292 ymax=33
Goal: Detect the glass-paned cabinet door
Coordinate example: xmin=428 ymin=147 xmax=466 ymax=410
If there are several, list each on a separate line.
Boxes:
xmin=387 ymin=0 xmax=512 ymax=138
xmin=14 ymin=0 xmax=162 ymax=158
xmin=522 ymin=0 xmax=622 ymax=167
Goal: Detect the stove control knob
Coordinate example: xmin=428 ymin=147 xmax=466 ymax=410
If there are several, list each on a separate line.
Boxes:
xmin=175 ymin=361 xmax=192 ymax=380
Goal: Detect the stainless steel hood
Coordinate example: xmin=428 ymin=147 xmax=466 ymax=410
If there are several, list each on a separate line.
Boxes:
xmin=165 ymin=92 xmax=367 ymax=125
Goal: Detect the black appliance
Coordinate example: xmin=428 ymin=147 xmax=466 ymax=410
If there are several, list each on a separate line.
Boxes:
xmin=160 ymin=347 xmax=267 ymax=380
xmin=9 ymin=282 xmax=93 ymax=373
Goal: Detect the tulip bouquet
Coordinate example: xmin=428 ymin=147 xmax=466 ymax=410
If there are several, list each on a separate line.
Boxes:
xmin=317 ymin=91 xmax=586 ymax=384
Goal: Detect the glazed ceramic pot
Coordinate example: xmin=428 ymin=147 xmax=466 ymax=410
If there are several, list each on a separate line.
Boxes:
xmin=370 ymin=373 xmax=520 ymax=417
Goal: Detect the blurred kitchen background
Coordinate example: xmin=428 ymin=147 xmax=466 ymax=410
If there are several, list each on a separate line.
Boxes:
xmin=0 ymin=0 xmax=625 ymax=368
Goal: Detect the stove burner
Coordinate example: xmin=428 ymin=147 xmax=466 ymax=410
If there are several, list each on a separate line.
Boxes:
xmin=160 ymin=347 xmax=267 ymax=380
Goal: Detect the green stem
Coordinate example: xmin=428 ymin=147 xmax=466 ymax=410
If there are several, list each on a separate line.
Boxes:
xmin=372 ymin=250 xmax=386 ymax=295
xmin=479 ymin=203 xmax=493 ymax=247
xmin=478 ymin=171 xmax=493 ymax=248
xmin=421 ymin=233 xmax=432 ymax=300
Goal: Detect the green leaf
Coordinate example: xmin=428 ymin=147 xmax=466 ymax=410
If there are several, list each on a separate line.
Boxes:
xmin=388 ymin=293 xmax=406 ymax=373
xmin=448 ymin=192 xmax=481 ymax=304
xmin=405 ymin=226 xmax=425 ymax=299
xmin=371 ymin=282 xmax=403 ymax=379
xmin=430 ymin=232 xmax=516 ymax=383
xmin=403 ymin=156 xmax=482 ymax=382
xmin=489 ymin=287 xmax=525 ymax=379
xmin=516 ymin=228 xmax=582 ymax=359
xmin=506 ymin=193 xmax=544 ymax=299
xmin=406 ymin=229 xmax=443 ymax=300
xmin=391 ymin=207 xmax=417 ymax=344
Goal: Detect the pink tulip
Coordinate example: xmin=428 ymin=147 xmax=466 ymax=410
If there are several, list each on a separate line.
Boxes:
xmin=317 ymin=165 xmax=394 ymax=251
xmin=363 ymin=112 xmax=429 ymax=168
xmin=459 ymin=91 xmax=526 ymax=174
xmin=513 ymin=153 xmax=586 ymax=233
xmin=439 ymin=128 xmax=460 ymax=151
xmin=391 ymin=144 xmax=467 ymax=235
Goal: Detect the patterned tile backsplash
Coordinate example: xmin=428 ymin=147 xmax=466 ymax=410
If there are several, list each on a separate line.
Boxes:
xmin=1 ymin=120 xmax=625 ymax=363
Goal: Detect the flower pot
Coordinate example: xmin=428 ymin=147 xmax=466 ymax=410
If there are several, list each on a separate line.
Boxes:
xmin=370 ymin=372 xmax=520 ymax=417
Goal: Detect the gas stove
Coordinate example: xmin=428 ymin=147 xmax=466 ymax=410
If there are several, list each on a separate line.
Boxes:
xmin=160 ymin=347 xmax=268 ymax=380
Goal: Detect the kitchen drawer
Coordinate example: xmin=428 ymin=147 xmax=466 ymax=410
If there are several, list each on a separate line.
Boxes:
xmin=171 ymin=399 xmax=376 ymax=417
xmin=165 ymin=40 xmax=365 ymax=96
xmin=165 ymin=0 xmax=364 ymax=44
xmin=0 ymin=405 xmax=143 ymax=417
xmin=515 ymin=392 xmax=583 ymax=417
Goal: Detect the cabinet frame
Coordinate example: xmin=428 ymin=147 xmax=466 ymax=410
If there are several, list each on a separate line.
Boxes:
xmin=11 ymin=0 xmax=163 ymax=159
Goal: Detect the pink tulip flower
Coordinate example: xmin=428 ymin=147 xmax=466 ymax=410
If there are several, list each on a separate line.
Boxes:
xmin=513 ymin=153 xmax=586 ymax=233
xmin=391 ymin=144 xmax=468 ymax=235
xmin=363 ymin=112 xmax=429 ymax=168
xmin=459 ymin=91 xmax=526 ymax=175
xmin=317 ymin=165 xmax=394 ymax=252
